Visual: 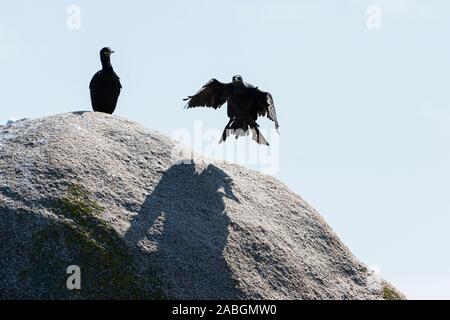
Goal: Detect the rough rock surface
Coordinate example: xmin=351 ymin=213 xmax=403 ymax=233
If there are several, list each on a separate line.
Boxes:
xmin=0 ymin=112 xmax=404 ymax=300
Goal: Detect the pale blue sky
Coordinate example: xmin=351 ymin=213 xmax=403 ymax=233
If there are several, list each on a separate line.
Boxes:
xmin=1 ymin=0 xmax=449 ymax=299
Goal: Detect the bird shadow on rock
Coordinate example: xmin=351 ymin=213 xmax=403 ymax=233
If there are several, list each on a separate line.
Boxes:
xmin=123 ymin=162 xmax=242 ymax=299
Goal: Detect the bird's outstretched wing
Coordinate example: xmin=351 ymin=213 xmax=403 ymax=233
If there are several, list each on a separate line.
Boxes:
xmin=254 ymin=89 xmax=279 ymax=130
xmin=184 ymin=79 xmax=229 ymax=109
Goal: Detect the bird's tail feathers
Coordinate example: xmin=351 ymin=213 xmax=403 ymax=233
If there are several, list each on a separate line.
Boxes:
xmin=219 ymin=119 xmax=269 ymax=145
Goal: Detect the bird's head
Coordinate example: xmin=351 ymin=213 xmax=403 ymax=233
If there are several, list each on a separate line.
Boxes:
xmin=232 ymin=75 xmax=243 ymax=85
xmin=100 ymin=47 xmax=114 ymax=57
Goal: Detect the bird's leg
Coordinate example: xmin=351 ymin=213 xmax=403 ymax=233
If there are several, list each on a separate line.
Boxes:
xmin=224 ymin=118 xmax=233 ymax=138
xmin=250 ymin=120 xmax=259 ymax=141
xmin=220 ymin=118 xmax=234 ymax=143
xmin=254 ymin=123 xmax=261 ymax=143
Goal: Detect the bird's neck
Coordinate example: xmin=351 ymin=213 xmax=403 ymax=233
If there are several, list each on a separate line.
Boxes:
xmin=101 ymin=57 xmax=113 ymax=71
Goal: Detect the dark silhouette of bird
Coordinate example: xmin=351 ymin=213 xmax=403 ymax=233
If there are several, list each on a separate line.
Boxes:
xmin=89 ymin=47 xmax=122 ymax=114
xmin=184 ymin=75 xmax=279 ymax=145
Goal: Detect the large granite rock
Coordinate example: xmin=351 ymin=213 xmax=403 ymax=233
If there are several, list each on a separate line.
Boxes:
xmin=0 ymin=112 xmax=404 ymax=300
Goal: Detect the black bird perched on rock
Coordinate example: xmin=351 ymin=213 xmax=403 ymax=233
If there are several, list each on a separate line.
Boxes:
xmin=89 ymin=47 xmax=122 ymax=114
xmin=184 ymin=76 xmax=279 ymax=145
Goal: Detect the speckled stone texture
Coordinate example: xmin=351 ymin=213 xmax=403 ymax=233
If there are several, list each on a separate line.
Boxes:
xmin=0 ymin=112 xmax=404 ymax=300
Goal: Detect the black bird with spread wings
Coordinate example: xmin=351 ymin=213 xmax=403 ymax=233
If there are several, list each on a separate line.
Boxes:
xmin=184 ymin=75 xmax=279 ymax=145
xmin=89 ymin=47 xmax=122 ymax=114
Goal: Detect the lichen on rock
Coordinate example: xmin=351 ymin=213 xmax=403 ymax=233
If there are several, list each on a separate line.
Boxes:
xmin=27 ymin=183 xmax=163 ymax=299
